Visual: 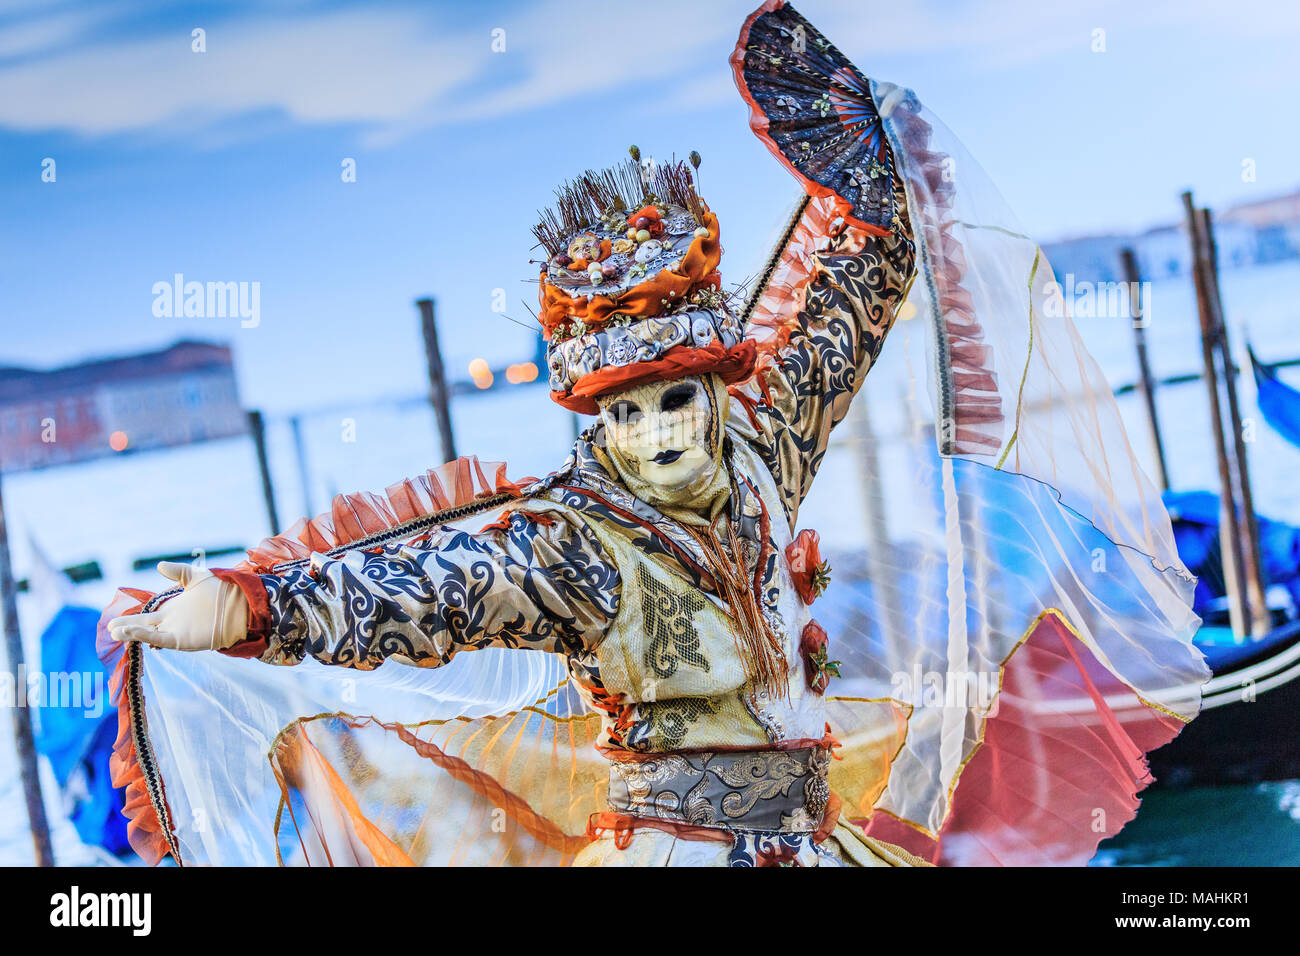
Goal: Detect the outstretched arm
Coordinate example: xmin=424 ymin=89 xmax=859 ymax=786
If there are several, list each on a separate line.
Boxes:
xmin=254 ymin=506 xmax=619 ymax=667
xmin=111 ymin=504 xmax=620 ymax=668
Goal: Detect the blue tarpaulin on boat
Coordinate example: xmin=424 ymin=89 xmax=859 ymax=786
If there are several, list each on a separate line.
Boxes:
xmin=1163 ymin=489 xmax=1300 ymax=619
xmin=1250 ymin=346 xmax=1300 ymax=450
xmin=34 ymin=605 xmax=131 ymax=857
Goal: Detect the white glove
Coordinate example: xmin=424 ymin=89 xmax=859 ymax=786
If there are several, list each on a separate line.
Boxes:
xmin=108 ymin=561 xmax=249 ymax=652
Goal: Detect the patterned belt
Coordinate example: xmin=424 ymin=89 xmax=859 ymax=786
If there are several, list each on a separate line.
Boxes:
xmin=604 ymin=743 xmax=833 ymax=835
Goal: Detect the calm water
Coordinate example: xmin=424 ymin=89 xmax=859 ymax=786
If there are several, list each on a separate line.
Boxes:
xmin=1093 ymin=780 xmax=1300 ymax=866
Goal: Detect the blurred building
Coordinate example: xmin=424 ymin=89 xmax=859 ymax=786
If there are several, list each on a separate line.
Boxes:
xmin=0 ymin=340 xmax=246 ymax=473
xmin=1044 ymin=187 xmax=1300 ymax=283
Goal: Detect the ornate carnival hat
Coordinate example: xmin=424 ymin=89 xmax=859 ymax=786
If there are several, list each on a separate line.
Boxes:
xmin=535 ymin=149 xmax=756 ymax=414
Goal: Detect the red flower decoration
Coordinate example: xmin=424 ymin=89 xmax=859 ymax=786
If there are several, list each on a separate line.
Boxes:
xmin=628 ymin=205 xmax=666 ymax=238
xmin=799 ymin=621 xmax=841 ymax=695
xmin=786 ymin=529 xmax=831 ymax=605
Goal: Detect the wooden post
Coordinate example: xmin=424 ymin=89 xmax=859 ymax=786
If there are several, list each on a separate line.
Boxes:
xmin=1199 ymin=208 xmax=1270 ymax=637
xmin=0 ymin=472 xmax=55 ymax=866
xmin=1183 ymin=192 xmax=1250 ymax=638
xmin=246 ymin=410 xmax=280 ymax=535
xmin=1119 ymin=247 xmax=1170 ymax=492
xmin=1184 ymin=192 xmax=1257 ymax=638
xmin=289 ymin=415 xmax=315 ymax=518
xmin=417 ymin=298 xmax=457 ymax=464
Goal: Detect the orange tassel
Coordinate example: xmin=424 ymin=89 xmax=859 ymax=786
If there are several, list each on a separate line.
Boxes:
xmin=684 ymin=519 xmax=790 ymax=700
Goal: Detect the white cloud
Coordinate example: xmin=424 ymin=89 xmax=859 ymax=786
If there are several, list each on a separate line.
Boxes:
xmin=0 ymin=7 xmax=481 ymax=136
xmin=0 ymin=6 xmax=106 ymax=59
xmin=0 ymin=1 xmax=748 ymax=144
xmin=2 ymin=0 xmax=1295 ymax=144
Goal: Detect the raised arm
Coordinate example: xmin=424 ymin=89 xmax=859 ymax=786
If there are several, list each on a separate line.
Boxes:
xmin=737 ymin=177 xmax=915 ymax=521
xmin=729 ymin=6 xmax=920 ymax=521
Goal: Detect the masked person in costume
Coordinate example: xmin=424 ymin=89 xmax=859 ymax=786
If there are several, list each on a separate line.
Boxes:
xmin=104 ymin=2 xmax=1209 ymax=868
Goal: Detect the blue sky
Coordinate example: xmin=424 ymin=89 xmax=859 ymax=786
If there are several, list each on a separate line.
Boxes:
xmin=2 ymin=0 xmax=1298 ymax=413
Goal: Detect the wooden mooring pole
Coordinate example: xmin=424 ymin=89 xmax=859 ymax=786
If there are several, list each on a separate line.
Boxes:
xmin=246 ymin=410 xmax=280 ymax=536
xmin=1198 ymin=206 xmax=1269 ymax=637
xmin=1119 ymin=247 xmax=1171 ymax=492
xmin=1184 ymin=192 xmax=1249 ymax=637
xmin=417 ymin=298 xmax=457 ymax=465
xmin=0 ymin=472 xmax=55 ymax=865
xmin=1183 ymin=191 xmax=1268 ymax=638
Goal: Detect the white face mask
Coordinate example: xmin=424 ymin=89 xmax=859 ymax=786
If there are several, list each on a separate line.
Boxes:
xmin=598 ymin=376 xmax=721 ymax=491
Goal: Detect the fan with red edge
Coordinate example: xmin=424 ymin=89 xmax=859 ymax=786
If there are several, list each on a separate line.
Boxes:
xmin=731 ymin=0 xmax=895 ymax=237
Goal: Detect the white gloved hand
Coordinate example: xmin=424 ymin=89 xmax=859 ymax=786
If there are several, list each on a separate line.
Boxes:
xmin=108 ymin=561 xmax=249 ymax=652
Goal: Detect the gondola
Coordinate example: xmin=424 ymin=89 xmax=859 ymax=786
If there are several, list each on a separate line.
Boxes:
xmin=1144 ymin=350 xmax=1300 ymax=786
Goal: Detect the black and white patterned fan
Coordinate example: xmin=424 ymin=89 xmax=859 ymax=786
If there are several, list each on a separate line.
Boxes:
xmin=731 ymin=0 xmax=895 ymax=234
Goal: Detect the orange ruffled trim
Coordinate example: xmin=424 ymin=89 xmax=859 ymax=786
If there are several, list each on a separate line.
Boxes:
xmin=239 ymin=456 xmax=532 ymax=571
xmin=551 ymin=340 xmax=758 ymax=415
xmin=97 ymin=589 xmax=178 ymax=865
xmin=539 ymin=212 xmax=722 ymax=338
xmin=744 ymin=193 xmax=867 ymax=369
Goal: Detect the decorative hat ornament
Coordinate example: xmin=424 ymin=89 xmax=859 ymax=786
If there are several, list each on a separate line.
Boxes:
xmin=535 ymin=147 xmax=756 ymax=414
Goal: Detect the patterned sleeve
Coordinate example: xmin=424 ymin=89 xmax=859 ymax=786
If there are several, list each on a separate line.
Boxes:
xmin=248 ymin=505 xmax=620 ymax=669
xmin=740 ymin=179 xmax=916 ymax=523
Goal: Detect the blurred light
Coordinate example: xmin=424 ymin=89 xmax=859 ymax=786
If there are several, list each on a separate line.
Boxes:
xmin=468 ymin=357 xmax=490 ymax=378
xmin=505 ymin=362 xmax=539 ymax=384
xmin=109 ymin=431 xmax=129 ymax=452
xmin=898 ymin=301 xmax=917 ymax=321
xmin=473 ymin=371 xmax=494 ymax=389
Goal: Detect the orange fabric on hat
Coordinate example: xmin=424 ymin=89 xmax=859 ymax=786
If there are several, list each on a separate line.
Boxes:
xmin=550 ymin=339 xmax=757 ymax=414
xmin=540 ymin=212 xmax=722 ymax=336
